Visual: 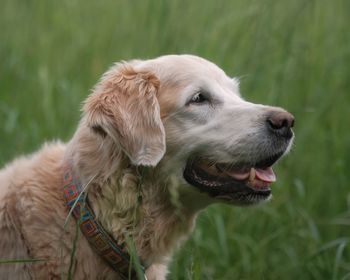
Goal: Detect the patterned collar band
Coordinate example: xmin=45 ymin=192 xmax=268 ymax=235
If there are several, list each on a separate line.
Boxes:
xmin=62 ymin=163 xmax=145 ymax=280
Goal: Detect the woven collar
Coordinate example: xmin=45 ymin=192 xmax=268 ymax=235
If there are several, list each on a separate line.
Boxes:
xmin=62 ymin=164 xmax=145 ymax=280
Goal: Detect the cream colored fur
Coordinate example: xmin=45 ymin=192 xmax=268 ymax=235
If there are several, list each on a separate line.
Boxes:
xmin=0 ymin=55 xmax=292 ymax=279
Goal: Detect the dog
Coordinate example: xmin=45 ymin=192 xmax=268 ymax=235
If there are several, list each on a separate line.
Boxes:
xmin=0 ymin=55 xmax=294 ymax=279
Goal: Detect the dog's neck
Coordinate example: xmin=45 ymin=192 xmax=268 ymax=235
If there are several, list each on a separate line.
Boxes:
xmin=64 ymin=124 xmax=206 ymax=267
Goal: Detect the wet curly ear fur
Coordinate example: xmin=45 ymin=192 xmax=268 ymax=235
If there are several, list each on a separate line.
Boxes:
xmin=83 ymin=63 xmax=165 ymax=166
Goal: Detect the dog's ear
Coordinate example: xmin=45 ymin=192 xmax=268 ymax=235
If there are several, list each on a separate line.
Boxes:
xmin=83 ymin=63 xmax=165 ymax=167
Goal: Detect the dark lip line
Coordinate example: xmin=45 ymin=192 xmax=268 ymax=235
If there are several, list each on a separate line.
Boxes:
xmin=192 ymin=151 xmax=285 ymax=172
xmin=224 ymin=151 xmax=285 ymax=170
xmin=254 ymin=152 xmax=285 ymax=169
xmin=183 ymin=158 xmax=272 ymax=198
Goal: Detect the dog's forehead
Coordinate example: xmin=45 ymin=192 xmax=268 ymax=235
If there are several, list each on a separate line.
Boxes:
xmin=136 ymin=55 xmax=238 ymax=91
xmin=134 ymin=55 xmax=242 ymax=118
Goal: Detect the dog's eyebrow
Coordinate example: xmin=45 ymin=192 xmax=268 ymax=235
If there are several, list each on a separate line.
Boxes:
xmin=226 ymin=77 xmax=241 ymax=96
xmin=197 ymin=88 xmax=211 ymax=97
xmin=231 ymin=77 xmax=240 ymax=90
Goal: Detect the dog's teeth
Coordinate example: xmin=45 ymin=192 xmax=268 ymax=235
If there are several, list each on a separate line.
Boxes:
xmin=249 ymin=168 xmax=256 ymax=182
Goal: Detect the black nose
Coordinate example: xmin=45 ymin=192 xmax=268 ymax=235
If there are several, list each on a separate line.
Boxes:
xmin=267 ymin=111 xmax=295 ymax=139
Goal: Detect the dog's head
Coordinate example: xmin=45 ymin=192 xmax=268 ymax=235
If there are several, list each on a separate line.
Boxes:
xmin=83 ymin=55 xmax=294 ymax=206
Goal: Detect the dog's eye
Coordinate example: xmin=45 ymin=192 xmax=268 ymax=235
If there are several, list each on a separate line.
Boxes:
xmin=189 ymin=92 xmax=208 ymax=104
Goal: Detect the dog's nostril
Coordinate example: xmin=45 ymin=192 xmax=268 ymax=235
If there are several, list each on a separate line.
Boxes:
xmin=267 ymin=111 xmax=295 ymax=138
xmin=267 ymin=111 xmax=294 ymax=129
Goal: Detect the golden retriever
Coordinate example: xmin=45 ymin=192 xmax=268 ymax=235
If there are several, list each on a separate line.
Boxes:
xmin=0 ymin=55 xmax=294 ymax=279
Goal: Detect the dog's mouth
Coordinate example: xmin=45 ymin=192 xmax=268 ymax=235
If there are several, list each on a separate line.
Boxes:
xmin=183 ymin=153 xmax=283 ymax=205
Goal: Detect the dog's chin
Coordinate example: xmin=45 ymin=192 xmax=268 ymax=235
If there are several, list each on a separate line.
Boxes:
xmin=183 ymin=153 xmax=284 ymax=206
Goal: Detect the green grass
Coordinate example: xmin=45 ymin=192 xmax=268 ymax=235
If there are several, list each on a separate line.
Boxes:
xmin=1 ymin=0 xmax=350 ymax=279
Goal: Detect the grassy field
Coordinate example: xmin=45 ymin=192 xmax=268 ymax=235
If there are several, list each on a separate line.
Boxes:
xmin=1 ymin=0 xmax=350 ymax=279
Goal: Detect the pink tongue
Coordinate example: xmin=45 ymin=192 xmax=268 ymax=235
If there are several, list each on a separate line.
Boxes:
xmin=255 ymin=167 xmax=276 ymax=183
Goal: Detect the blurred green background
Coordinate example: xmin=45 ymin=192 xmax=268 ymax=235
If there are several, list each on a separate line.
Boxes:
xmin=1 ymin=0 xmax=349 ymax=279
